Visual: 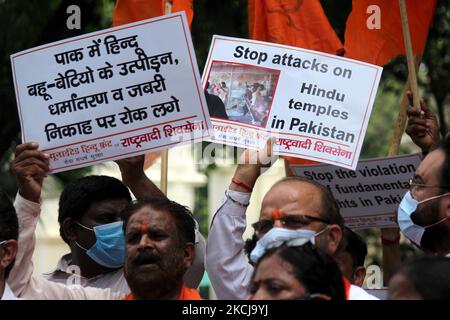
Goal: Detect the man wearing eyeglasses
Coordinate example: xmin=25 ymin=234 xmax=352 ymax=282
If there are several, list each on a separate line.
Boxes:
xmin=397 ymin=92 xmax=450 ymax=257
xmin=397 ymin=135 xmax=450 ymax=256
xmin=205 ymin=141 xmax=377 ymax=300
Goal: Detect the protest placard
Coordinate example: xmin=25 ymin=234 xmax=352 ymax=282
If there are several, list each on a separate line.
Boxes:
xmin=202 ymin=36 xmax=382 ymax=169
xmin=11 ymin=12 xmax=211 ymax=173
xmin=290 ymin=153 xmax=422 ymax=229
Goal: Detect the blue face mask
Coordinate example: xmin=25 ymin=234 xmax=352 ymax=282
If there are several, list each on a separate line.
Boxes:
xmin=249 ymin=227 xmax=327 ymax=263
xmin=397 ymin=191 xmax=450 ymax=246
xmin=74 ymin=220 xmax=125 ymax=269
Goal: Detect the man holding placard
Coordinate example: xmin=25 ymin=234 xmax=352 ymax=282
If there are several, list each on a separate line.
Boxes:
xmin=398 ymin=98 xmax=450 ymax=257
xmin=205 ymin=141 xmax=377 ymax=300
xmin=8 ymin=142 xmax=205 ymax=299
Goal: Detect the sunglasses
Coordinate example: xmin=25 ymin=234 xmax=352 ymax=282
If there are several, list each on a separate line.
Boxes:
xmin=252 ymin=214 xmax=330 ymax=236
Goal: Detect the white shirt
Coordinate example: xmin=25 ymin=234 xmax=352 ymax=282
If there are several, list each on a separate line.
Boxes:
xmin=9 ymin=193 xmax=205 ymax=299
xmin=349 ymin=285 xmax=380 ymax=300
xmin=42 ymin=238 xmax=205 ymax=294
xmin=41 ymin=254 xmax=129 ymax=295
xmin=205 ymin=189 xmax=379 ymax=300
xmin=8 ymin=193 xmax=120 ymax=299
xmin=1 ymin=283 xmax=19 ymax=300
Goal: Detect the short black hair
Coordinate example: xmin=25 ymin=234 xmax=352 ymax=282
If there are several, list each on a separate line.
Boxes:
xmin=275 ymin=176 xmax=344 ymax=227
xmin=394 ymin=255 xmax=450 ymax=299
xmin=58 ymin=175 xmax=132 ymax=243
xmin=253 ymin=242 xmax=346 ymax=300
xmin=122 ymin=196 xmax=195 ymax=245
xmin=244 ymin=233 xmax=258 ymax=262
xmin=0 ymin=191 xmax=19 ymax=279
xmin=438 ymin=134 xmax=450 ymax=193
xmin=342 ymin=226 xmax=367 ymax=269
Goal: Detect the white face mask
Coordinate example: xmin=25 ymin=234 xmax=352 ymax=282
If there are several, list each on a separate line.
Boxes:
xmin=249 ymin=227 xmax=327 ymax=263
xmin=397 ymin=191 xmax=450 ymax=246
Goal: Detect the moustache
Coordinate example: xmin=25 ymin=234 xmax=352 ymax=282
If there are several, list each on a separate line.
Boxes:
xmin=132 ymin=250 xmax=161 ymax=266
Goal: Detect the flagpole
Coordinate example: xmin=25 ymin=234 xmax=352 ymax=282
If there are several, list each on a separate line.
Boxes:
xmin=382 ymin=1 xmax=423 ymax=285
xmin=160 ymin=149 xmax=168 ymax=195
xmin=157 ymin=0 xmax=173 ymax=196
xmin=388 ymin=55 xmax=421 ymax=156
xmin=399 ymin=0 xmax=421 ymax=112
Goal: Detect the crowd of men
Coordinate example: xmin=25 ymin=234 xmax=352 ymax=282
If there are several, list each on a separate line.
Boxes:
xmin=1 ymin=93 xmax=449 ymax=300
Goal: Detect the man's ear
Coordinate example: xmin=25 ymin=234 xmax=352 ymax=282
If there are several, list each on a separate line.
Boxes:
xmin=62 ymin=218 xmax=78 ymax=242
xmin=325 ymin=224 xmax=343 ymax=255
xmin=353 ymin=266 xmax=367 ymax=287
xmin=183 ymin=242 xmax=195 ymax=270
xmin=0 ymin=240 xmax=18 ymax=271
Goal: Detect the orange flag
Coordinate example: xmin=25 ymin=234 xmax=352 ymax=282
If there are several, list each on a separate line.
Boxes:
xmin=248 ymin=0 xmax=344 ymax=55
xmin=112 ymin=0 xmax=164 ymax=26
xmin=112 ymin=0 xmax=193 ymax=28
xmin=248 ymin=0 xmax=342 ymax=167
xmin=344 ymin=0 xmax=436 ymax=66
xmin=172 ymin=0 xmax=194 ymax=27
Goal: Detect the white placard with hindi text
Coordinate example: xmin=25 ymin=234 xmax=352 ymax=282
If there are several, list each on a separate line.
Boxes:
xmin=291 ymin=154 xmax=422 ymax=229
xmin=202 ymin=36 xmax=382 ymax=170
xmin=11 ymin=12 xmax=211 ymax=173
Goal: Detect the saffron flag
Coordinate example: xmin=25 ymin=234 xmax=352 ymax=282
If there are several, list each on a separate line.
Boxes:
xmin=172 ymin=0 xmax=194 ymax=27
xmin=344 ymin=0 xmax=436 ymax=66
xmin=248 ymin=0 xmax=344 ymax=55
xmin=112 ymin=0 xmax=193 ymax=28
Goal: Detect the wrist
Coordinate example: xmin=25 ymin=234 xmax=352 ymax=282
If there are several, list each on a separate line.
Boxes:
xmin=231 ymin=165 xmax=260 ymax=191
xmin=18 ymin=189 xmax=40 ymax=204
xmin=231 ymin=177 xmax=253 ymax=192
xmin=121 ymin=172 xmax=146 ymax=185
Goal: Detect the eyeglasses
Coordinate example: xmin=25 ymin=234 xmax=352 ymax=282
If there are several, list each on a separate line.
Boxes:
xmin=408 ymin=177 xmax=449 ymax=199
xmin=0 ymin=240 xmax=6 ymax=247
xmin=252 ymin=214 xmax=330 ymax=236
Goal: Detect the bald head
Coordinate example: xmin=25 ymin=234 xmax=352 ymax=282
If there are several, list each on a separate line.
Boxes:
xmin=258 ymin=177 xmax=344 ymax=256
xmin=265 ymin=177 xmax=343 ymax=226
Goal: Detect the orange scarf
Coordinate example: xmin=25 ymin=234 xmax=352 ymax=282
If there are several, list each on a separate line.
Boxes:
xmin=123 ymin=283 xmax=202 ymax=300
xmin=342 ymin=276 xmax=352 ymax=300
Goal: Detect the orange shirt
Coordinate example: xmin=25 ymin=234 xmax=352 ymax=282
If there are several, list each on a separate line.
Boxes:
xmin=123 ymin=283 xmax=202 ymax=300
xmin=342 ymin=276 xmax=352 ymax=300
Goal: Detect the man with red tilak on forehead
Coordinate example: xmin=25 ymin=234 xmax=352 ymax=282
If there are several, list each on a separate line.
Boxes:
xmin=5 ymin=195 xmax=201 ymax=300
xmin=205 ymin=140 xmax=377 ymax=300
xmin=122 ymin=197 xmax=201 ymax=300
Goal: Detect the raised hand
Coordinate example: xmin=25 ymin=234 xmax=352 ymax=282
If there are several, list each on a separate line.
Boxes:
xmin=405 ymin=91 xmax=440 ymax=154
xmin=231 ymin=138 xmax=277 ymax=192
xmin=11 ymin=142 xmax=50 ymax=203
xmin=114 ymin=154 xmax=165 ymax=199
